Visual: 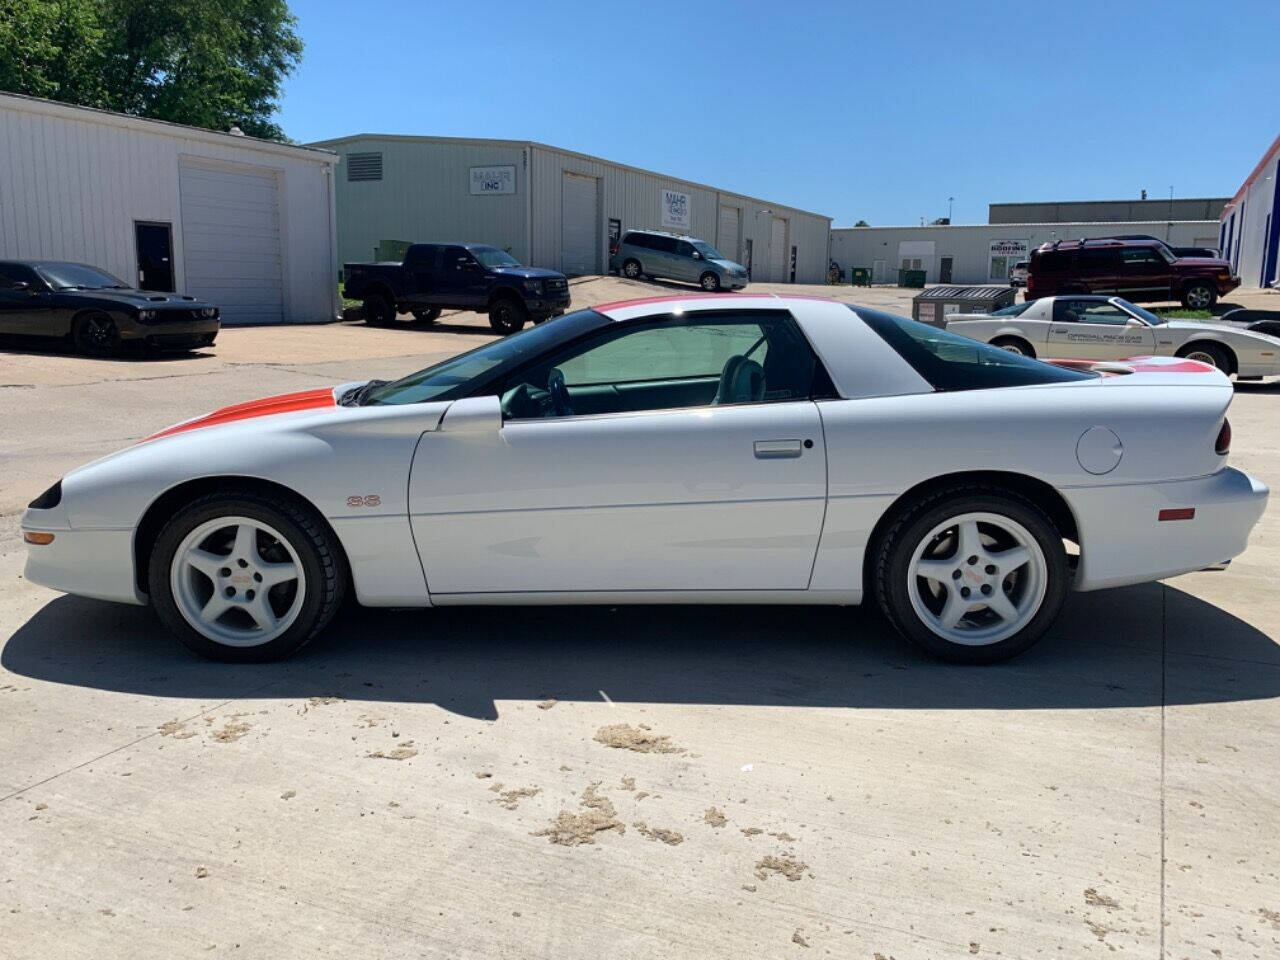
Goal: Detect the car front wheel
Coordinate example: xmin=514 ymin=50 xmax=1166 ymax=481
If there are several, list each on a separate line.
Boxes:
xmin=1182 ymin=283 xmax=1217 ymax=310
xmin=622 ymin=259 xmax=643 ymax=280
xmin=488 ymin=297 xmax=527 ymax=334
xmin=72 ymin=312 xmax=121 ymax=356
xmin=874 ymin=487 xmax=1068 ymax=663
xmin=149 ymin=490 xmax=347 ymax=662
xmin=699 ymin=272 xmax=722 ymax=292
xmin=363 ymin=293 xmax=397 ymax=326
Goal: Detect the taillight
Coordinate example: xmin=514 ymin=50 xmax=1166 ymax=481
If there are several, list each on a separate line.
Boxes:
xmin=1215 ymin=419 xmax=1231 ymax=456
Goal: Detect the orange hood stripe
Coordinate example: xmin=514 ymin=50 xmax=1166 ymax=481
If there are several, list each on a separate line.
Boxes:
xmin=144 ymin=387 xmax=337 ymax=442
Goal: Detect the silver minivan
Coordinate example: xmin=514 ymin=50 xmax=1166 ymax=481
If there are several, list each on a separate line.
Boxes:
xmin=609 ymin=230 xmax=749 ymax=291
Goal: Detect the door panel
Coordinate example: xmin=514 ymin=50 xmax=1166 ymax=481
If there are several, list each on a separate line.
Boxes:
xmin=409 ymin=402 xmax=828 ymax=594
xmin=135 ymin=222 xmax=175 ymax=292
xmin=1047 ymin=301 xmax=1156 ymax=359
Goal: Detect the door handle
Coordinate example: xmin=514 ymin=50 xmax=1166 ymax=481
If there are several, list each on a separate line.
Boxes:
xmin=754 ymin=439 xmax=803 ymax=459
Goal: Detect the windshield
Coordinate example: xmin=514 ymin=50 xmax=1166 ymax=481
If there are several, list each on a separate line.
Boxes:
xmin=36 ymin=262 xmax=129 ymax=290
xmin=989 ymin=301 xmax=1034 ymax=317
xmin=691 ymin=240 xmax=724 ymax=260
xmin=362 ymin=309 xmax=609 ymax=405
xmin=471 ymin=247 xmax=522 ymax=269
xmin=1114 ymin=298 xmax=1165 ymax=325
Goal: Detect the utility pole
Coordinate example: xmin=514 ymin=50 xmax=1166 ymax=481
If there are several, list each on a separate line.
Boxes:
xmin=948 ymin=196 xmax=954 ymax=222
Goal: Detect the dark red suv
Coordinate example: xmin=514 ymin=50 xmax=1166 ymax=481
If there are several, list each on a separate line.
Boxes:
xmin=1026 ymin=238 xmax=1240 ymax=309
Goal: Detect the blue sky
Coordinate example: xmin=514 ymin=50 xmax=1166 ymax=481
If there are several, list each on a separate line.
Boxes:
xmin=280 ymin=0 xmax=1278 ymax=227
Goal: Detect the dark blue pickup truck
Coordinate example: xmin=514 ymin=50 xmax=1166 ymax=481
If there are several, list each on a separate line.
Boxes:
xmin=344 ymin=242 xmax=571 ymax=334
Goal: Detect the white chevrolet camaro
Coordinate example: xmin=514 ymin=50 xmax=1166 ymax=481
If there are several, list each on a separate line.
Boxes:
xmin=21 ymin=295 xmax=1269 ymax=663
xmin=944 ymin=295 xmax=1280 ymax=377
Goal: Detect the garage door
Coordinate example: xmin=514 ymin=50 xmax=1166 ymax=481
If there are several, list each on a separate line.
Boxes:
xmin=717 ymin=205 xmax=740 ymax=261
xmin=769 ymin=217 xmax=787 ymax=282
xmin=179 ymin=162 xmax=283 ymax=325
xmin=561 ymin=172 xmax=599 ymax=276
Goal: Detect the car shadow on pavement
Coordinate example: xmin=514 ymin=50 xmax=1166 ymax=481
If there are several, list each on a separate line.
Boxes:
xmin=4 ymin=582 xmax=1277 ymax=720
xmin=0 ymin=334 xmax=215 ymax=361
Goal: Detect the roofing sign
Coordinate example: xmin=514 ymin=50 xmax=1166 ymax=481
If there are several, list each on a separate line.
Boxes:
xmin=989 ymin=239 xmax=1029 ymax=258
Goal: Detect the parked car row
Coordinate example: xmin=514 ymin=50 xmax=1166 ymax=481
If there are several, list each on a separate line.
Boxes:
xmin=0 ymin=259 xmax=220 ymax=356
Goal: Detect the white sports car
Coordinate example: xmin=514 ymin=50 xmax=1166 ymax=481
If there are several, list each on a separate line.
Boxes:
xmin=944 ymin=295 xmax=1280 ymax=377
xmin=22 ymin=295 xmax=1268 ymax=664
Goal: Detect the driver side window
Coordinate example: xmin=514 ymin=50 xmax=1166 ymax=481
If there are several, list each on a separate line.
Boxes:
xmin=498 ymin=312 xmax=820 ymax=420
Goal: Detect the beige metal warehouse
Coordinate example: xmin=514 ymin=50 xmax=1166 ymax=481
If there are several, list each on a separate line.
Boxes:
xmin=311 ymin=134 xmax=832 ymax=284
xmin=0 ymin=92 xmax=340 ymax=325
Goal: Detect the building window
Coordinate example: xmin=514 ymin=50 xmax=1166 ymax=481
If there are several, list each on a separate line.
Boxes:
xmin=346 ymin=152 xmax=383 ymax=182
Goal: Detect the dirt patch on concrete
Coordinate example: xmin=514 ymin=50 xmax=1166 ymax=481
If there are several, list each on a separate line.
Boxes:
xmin=593 ymin=723 xmax=684 ymax=754
xmin=769 ymin=831 xmax=797 ymax=842
xmin=210 ymin=721 xmax=250 ymax=743
xmin=755 ymin=854 xmax=808 ymax=882
xmin=1084 ymin=887 xmax=1120 ymax=909
xmin=791 ymin=929 xmax=809 ymax=948
xmin=620 ymin=776 xmax=636 ymax=791
xmin=157 ymin=719 xmax=197 ymax=740
xmin=495 ymin=786 xmax=541 ymax=810
xmin=741 ymin=826 xmax=764 ymax=837
xmin=1259 ymin=907 xmax=1280 ymax=929
xmin=367 ymin=741 xmax=417 ymax=760
xmin=537 ymin=699 xmax=558 ymax=710
xmin=634 ymin=821 xmax=684 ymax=845
xmin=703 ymin=807 xmax=727 ymax=828
xmin=534 ymin=809 xmax=625 ymax=846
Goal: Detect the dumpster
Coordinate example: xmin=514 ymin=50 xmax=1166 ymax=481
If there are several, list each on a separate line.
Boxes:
xmin=911 ymin=285 xmax=1015 ymax=326
xmin=374 ymin=239 xmax=413 ymax=262
xmin=849 ymin=267 xmax=872 ymax=287
xmin=898 ymin=268 xmax=926 ymax=288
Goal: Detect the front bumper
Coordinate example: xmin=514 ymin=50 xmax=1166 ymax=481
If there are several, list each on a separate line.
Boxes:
xmin=21 ymin=524 xmax=145 ymax=605
xmin=724 ymin=275 xmax=749 ymax=290
xmin=528 ymin=293 xmax=572 ymax=318
xmin=119 ymin=313 xmax=221 ymax=343
xmin=1064 ymin=467 xmax=1268 ymax=591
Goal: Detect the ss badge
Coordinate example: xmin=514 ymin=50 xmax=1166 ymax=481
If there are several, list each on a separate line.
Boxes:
xmin=346 ymin=495 xmax=382 ymax=508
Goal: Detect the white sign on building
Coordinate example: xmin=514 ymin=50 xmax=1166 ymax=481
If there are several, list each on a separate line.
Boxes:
xmin=989 ymin=238 xmax=1030 ymax=281
xmin=469 ymin=165 xmax=516 ymax=195
xmin=660 ymin=188 xmax=691 ymax=230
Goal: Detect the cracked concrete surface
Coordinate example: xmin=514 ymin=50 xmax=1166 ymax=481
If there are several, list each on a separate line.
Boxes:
xmin=1 ymin=279 xmax=1277 ymax=958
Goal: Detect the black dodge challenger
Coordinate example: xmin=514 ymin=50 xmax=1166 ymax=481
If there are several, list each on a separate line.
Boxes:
xmin=0 ymin=260 xmax=220 ymax=355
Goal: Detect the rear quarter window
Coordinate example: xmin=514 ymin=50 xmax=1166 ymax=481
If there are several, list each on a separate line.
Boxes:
xmin=854 ymin=307 xmax=1096 ymax=390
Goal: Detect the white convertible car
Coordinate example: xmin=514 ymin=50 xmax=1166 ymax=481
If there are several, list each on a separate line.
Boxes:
xmin=22 ymin=295 xmax=1268 ymax=664
xmin=945 ymin=295 xmax=1280 ymax=377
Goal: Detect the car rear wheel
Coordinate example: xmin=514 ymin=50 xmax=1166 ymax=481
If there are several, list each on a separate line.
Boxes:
xmin=72 ymin=312 xmax=120 ymax=356
xmin=411 ymin=308 xmax=441 ymax=324
xmin=149 ymin=490 xmax=347 ymax=662
xmin=874 ymin=487 xmax=1068 ymax=663
xmin=991 ymin=336 xmax=1035 ymax=358
xmin=1182 ymin=283 xmax=1217 ymax=311
xmin=363 ymin=293 xmax=397 ymax=327
xmin=699 ymin=272 xmax=722 ymax=292
xmin=1176 ymin=341 xmax=1230 ymax=372
xmin=622 ymin=259 xmax=643 ymax=280
xmin=488 ymin=296 xmax=527 ymax=334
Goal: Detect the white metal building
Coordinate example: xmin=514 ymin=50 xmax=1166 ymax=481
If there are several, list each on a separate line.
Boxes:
xmin=830 ymin=220 xmax=1224 ymax=287
xmin=310 ymin=134 xmax=832 ymax=284
xmin=0 ymin=93 xmax=340 ymax=325
xmin=1219 ymin=134 xmax=1280 ymax=289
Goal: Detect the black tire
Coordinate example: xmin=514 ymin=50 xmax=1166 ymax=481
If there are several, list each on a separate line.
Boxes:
xmin=362 ymin=292 xmax=397 ymax=327
xmin=699 ymin=271 xmax=722 ymax=292
xmin=72 ymin=312 xmax=121 ymax=356
xmin=1176 ymin=341 xmax=1231 ymax=372
xmin=873 ymin=485 xmax=1068 ymax=664
xmin=411 ymin=308 xmax=441 ymax=324
xmin=1181 ymin=282 xmax=1217 ymax=311
xmin=991 ymin=336 xmax=1035 ymax=358
xmin=622 ymin=259 xmax=643 ymax=280
xmin=488 ymin=296 xmax=527 ymax=334
xmin=148 ymin=489 xmax=347 ymax=662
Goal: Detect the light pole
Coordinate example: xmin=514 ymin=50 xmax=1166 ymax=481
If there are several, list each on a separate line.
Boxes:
xmin=948 ymin=196 xmax=954 ymax=223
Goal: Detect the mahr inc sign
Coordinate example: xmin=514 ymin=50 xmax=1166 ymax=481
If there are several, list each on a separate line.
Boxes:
xmin=469 ymin=165 xmax=516 ymax=196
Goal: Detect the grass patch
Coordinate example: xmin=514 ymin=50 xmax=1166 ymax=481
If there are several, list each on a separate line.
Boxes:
xmin=1153 ymin=308 xmax=1214 ymax=320
xmin=338 ymin=281 xmax=360 ymax=309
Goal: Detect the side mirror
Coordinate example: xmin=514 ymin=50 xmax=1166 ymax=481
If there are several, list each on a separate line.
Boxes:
xmin=1126 ymin=317 xmax=1144 ymax=327
xmin=12 ymin=281 xmax=30 ymax=292
xmin=439 ymin=394 xmax=502 ymax=433
xmin=691 ymin=251 xmax=702 ymax=260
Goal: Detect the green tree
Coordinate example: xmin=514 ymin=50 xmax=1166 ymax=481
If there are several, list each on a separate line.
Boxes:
xmin=0 ymin=0 xmax=302 ymax=140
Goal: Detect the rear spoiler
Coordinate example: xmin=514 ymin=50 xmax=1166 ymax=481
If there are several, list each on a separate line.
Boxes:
xmin=1043 ymin=355 xmax=1218 ymax=377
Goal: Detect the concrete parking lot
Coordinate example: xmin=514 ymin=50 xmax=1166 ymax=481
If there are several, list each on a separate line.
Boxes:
xmin=1 ymin=277 xmax=1278 ymax=959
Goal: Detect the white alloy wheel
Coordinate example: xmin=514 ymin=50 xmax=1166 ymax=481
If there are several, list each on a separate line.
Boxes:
xmin=170 ymin=516 xmax=306 ymax=647
xmin=1185 ymin=348 xmax=1219 ymax=367
xmin=998 ymin=342 xmax=1025 ymax=355
xmin=906 ymin=511 xmax=1047 ymax=646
